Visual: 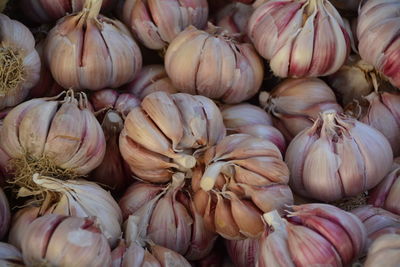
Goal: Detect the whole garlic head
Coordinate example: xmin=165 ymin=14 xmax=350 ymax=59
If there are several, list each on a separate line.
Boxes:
xmin=45 ymin=0 xmax=142 ymax=91
xmin=248 ymin=0 xmax=351 ymax=77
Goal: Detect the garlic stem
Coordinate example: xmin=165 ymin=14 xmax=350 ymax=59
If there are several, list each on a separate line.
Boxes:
xmin=200 ymin=162 xmax=227 ymax=191
xmin=85 ymin=0 xmax=103 ymax=19
xmin=173 ymin=154 xmax=196 ymax=169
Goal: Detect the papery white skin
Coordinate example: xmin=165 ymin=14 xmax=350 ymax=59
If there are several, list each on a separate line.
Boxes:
xmin=357 ymin=0 xmax=400 ymax=88
xmin=0 ymin=93 xmax=106 ymax=175
xmin=21 ymin=215 xmax=112 ymax=267
xmin=0 ymin=14 xmax=40 ymax=110
xmin=45 ymin=0 xmax=142 ymax=90
xmin=0 ymin=188 xmax=10 ymax=239
xmin=364 ymin=233 xmax=400 ymax=267
xmin=215 ymin=2 xmax=254 ymax=36
xmin=165 ymin=25 xmax=264 ymax=104
xmin=0 ymin=242 xmax=24 ymax=266
xmin=286 ymin=110 xmax=393 ymax=201
xmin=261 ymin=77 xmax=342 ymax=140
xmin=30 ymin=174 xmax=123 ymax=248
xmin=248 ymin=0 xmax=351 ymax=77
xmin=121 ymin=0 xmax=209 ymax=50
xmin=123 ymin=65 xmax=178 ymax=100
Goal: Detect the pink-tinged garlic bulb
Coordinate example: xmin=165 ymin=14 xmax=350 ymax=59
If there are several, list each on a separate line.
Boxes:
xmin=215 ymin=2 xmax=253 ymax=37
xmin=20 ymin=0 xmax=115 ymax=23
xmin=351 ymin=205 xmax=400 ymax=250
xmin=221 ymin=104 xmax=286 ymax=153
xmin=119 ymin=175 xmax=217 ymax=260
xmin=260 ymin=78 xmax=343 ymax=141
xmin=0 ymin=14 xmax=40 ymax=110
xmin=248 ymin=0 xmax=350 ymax=78
xmin=120 ymin=91 xmax=226 ymax=183
xmin=0 ymin=187 xmax=10 ymax=239
xmin=194 ymin=134 xmax=293 ymax=240
xmin=258 ymin=204 xmax=366 ymax=266
xmin=121 ymin=0 xmax=208 ymax=50
xmin=8 ymin=206 xmax=40 ymax=250
xmin=45 ymin=0 xmax=142 ymax=91
xmin=357 ymin=0 xmax=400 ymax=88
xmin=369 ymin=159 xmax=400 ymax=215
xmin=22 ymin=215 xmax=112 ymax=267
xmin=165 ymin=25 xmax=264 ymax=104
xmin=90 ymin=89 xmax=140 ymax=192
xmin=356 ymin=92 xmax=400 ymax=157
xmin=364 ymin=233 xmax=400 ymax=267
xmin=286 ymin=110 xmax=393 ymax=202
xmin=0 ymin=91 xmax=106 ymax=194
xmin=225 ymin=238 xmax=259 ymax=267
xmin=122 ymin=65 xmax=178 ymax=100
xmin=0 ymin=242 xmax=24 ymax=266
xmin=29 ymin=174 xmax=123 ymax=248
xmin=28 ymin=40 xmax=64 ymax=99
xmin=112 ymin=216 xmax=191 ymax=267
xmin=326 ymin=56 xmax=375 ymax=106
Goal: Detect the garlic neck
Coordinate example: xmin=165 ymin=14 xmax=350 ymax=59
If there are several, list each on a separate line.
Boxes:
xmin=85 ymin=0 xmax=103 ymax=19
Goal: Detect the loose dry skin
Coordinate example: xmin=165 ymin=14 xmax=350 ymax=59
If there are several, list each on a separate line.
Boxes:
xmin=8 ymin=155 xmax=81 ymax=204
xmin=0 ymin=45 xmax=24 ymax=95
xmin=332 ymin=192 xmax=368 ymax=211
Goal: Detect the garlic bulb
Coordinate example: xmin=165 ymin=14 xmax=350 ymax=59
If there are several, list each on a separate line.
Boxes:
xmin=225 ymin=238 xmax=259 ymax=267
xmin=0 ymin=14 xmax=40 ymax=110
xmin=119 ymin=175 xmax=217 ymax=260
xmin=364 ymin=233 xmax=400 ymax=267
xmin=120 ymin=91 xmax=226 ymax=183
xmin=165 ymin=25 xmax=264 ymax=104
xmin=20 ymin=0 xmax=115 ymax=23
xmin=351 ymin=205 xmax=400 ymax=249
xmin=286 ymin=110 xmax=393 ymax=202
xmin=122 ymin=65 xmax=178 ymax=100
xmin=215 ymin=2 xmax=253 ymax=37
xmin=45 ymin=0 xmax=142 ymax=91
xmin=248 ymin=0 xmax=350 ymax=78
xmin=369 ymin=159 xmax=400 ymax=215
xmin=22 ymin=214 xmax=112 ymax=267
xmin=357 ymin=92 xmax=400 ymax=156
xmin=29 ymin=174 xmax=123 ymax=247
xmin=0 ymin=187 xmax=10 ymax=239
xmin=114 ymin=216 xmax=191 ymax=266
xmin=221 ymin=104 xmax=286 ymax=153
xmin=121 ymin=0 xmax=208 ymax=50
xmin=194 ymin=134 xmax=293 ymax=240
xmin=90 ymin=90 xmax=140 ymax=192
xmin=258 ymin=204 xmax=366 ymax=266
xmin=8 ymin=206 xmax=40 ymax=250
xmin=357 ymin=0 xmax=400 ymax=88
xmin=260 ymin=78 xmax=343 ymax=141
xmin=326 ymin=56 xmax=375 ymax=106
xmin=0 ymin=242 xmax=24 ymax=267
xmin=0 ymin=91 xmax=106 ymax=193
xmin=28 ymin=40 xmax=63 ymax=99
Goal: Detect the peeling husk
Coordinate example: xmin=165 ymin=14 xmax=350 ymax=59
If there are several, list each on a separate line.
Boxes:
xmin=0 ymin=13 xmax=41 ymax=110
xmin=21 ymin=214 xmax=112 ymax=267
xmin=285 ymin=110 xmax=393 ymax=202
xmin=215 ymin=2 xmax=254 ymax=39
xmin=45 ymin=0 xmax=142 ymax=90
xmin=0 ymin=91 xmax=106 ymax=201
xmin=260 ymin=78 xmax=343 ymax=141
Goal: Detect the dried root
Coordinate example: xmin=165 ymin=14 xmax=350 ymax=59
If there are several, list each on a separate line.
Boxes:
xmin=0 ymin=45 xmax=24 ymax=95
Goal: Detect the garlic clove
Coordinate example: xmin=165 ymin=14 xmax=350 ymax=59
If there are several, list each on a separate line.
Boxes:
xmin=286 ymin=224 xmax=342 ymax=267
xmin=364 ymin=233 xmax=400 ymax=267
xmin=8 ymin=206 xmax=40 ymax=250
xmin=234 ymin=166 xmax=276 ymax=187
xmin=384 ymin=177 xmax=400 ymax=215
xmin=229 ymin=196 xmax=264 ymax=238
xmin=150 ymin=244 xmax=191 ymax=267
xmin=142 ymin=249 xmax=161 ymax=266
xmin=222 ymin=104 xmax=273 ymax=128
xmin=141 ymin=92 xmax=184 ymax=150
xmin=258 ymin=230 xmax=295 ymax=267
xmin=193 ymin=189 xmax=210 ymax=216
xmin=172 ymin=194 xmax=193 ymax=254
xmin=214 ymin=194 xmax=243 ymax=240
